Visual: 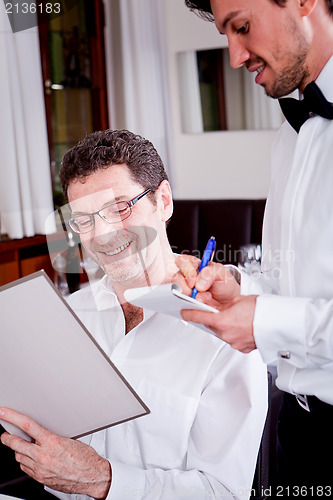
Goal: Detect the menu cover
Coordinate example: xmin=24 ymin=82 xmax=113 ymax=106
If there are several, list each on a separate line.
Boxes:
xmin=0 ymin=271 xmax=149 ymax=441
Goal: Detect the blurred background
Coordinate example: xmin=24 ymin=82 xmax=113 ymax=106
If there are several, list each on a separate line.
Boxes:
xmin=0 ymin=0 xmax=282 ymax=288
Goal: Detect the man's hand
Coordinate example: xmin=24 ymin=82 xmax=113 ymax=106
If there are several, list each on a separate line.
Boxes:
xmin=181 ymin=295 xmax=258 ymax=353
xmin=175 ymin=255 xmax=258 ymax=353
xmin=175 ymin=254 xmax=240 ymax=304
xmin=0 ymin=408 xmax=111 ymax=500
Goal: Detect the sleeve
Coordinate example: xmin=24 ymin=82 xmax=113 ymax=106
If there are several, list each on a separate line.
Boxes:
xmin=239 ymin=268 xmax=276 ymax=297
xmin=106 ymin=348 xmax=267 ymax=500
xmin=254 ymin=294 xmax=333 ymax=367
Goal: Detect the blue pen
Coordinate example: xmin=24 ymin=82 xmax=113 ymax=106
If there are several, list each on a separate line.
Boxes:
xmin=191 ymin=236 xmax=216 ymax=299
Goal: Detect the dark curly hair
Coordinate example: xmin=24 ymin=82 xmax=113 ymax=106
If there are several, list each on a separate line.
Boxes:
xmin=60 ymin=129 xmax=168 ymax=202
xmin=185 ymin=0 xmax=333 ymax=19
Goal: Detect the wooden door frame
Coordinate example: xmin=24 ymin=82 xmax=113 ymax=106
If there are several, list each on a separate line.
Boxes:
xmin=37 ymin=0 xmax=109 ymax=189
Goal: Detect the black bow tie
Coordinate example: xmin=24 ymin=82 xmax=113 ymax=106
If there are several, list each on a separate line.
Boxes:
xmin=279 ymin=81 xmax=333 ymax=133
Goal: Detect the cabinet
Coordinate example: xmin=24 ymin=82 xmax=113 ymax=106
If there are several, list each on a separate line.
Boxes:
xmin=0 ymin=236 xmax=53 ymax=286
xmin=0 ymin=234 xmax=87 ymax=288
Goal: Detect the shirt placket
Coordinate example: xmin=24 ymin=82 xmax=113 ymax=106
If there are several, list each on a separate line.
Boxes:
xmin=110 ymin=308 xmax=155 ymax=370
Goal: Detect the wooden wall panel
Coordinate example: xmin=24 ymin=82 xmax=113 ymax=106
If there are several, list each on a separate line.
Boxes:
xmin=0 ymin=251 xmax=20 ymax=286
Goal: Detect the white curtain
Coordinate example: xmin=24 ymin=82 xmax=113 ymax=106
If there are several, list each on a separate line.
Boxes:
xmin=242 ymin=69 xmax=284 ymax=130
xmin=177 ymin=47 xmax=284 ymax=132
xmin=177 ymin=51 xmax=204 ymax=134
xmin=0 ymin=4 xmax=55 ymax=240
xmin=223 ymin=51 xmax=284 ymax=130
xmin=104 ymin=0 xmax=175 ymax=186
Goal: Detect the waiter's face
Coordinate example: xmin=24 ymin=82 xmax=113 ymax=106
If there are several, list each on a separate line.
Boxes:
xmin=210 ymin=0 xmax=311 ymax=97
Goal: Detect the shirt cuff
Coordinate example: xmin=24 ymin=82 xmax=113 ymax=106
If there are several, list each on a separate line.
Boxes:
xmin=225 ymin=264 xmax=264 ymax=295
xmin=253 ymin=294 xmax=309 ymax=366
xmin=106 ymin=461 xmax=146 ymax=500
xmin=225 ymin=264 xmax=241 ymax=285
xmin=239 ymin=270 xmax=264 ymax=295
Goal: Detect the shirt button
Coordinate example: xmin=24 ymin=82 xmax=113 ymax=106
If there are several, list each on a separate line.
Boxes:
xmin=278 ymin=350 xmax=290 ymax=359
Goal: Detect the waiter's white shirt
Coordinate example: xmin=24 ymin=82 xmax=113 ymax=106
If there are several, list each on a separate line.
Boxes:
xmin=242 ymin=55 xmax=333 ymax=405
xmin=48 ymin=275 xmax=267 ymax=500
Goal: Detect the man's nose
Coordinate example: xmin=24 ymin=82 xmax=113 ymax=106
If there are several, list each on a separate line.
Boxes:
xmin=228 ymin=37 xmax=251 ymax=69
xmin=91 ymin=215 xmax=125 ymax=244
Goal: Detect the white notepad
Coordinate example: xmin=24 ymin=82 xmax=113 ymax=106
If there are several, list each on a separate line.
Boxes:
xmin=0 ymin=271 xmax=149 ymax=441
xmin=124 ymin=283 xmax=218 ymax=320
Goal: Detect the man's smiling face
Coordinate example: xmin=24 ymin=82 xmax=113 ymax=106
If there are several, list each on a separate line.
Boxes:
xmin=67 ymin=164 xmax=166 ymax=283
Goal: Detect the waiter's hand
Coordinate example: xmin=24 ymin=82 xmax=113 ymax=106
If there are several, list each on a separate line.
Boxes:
xmin=0 ymin=408 xmax=111 ymax=500
xmin=176 ymin=255 xmax=258 ymax=353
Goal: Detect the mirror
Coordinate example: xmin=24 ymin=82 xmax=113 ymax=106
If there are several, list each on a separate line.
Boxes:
xmin=177 ymin=48 xmax=285 ymax=133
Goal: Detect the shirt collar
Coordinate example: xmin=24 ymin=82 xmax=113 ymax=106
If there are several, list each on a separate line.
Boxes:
xmin=95 ymin=274 xmax=155 ymax=321
xmin=297 ymin=55 xmax=333 ymax=101
xmin=315 ymin=54 xmax=333 ymax=101
xmin=89 ymin=274 xmax=119 ymax=311
xmin=100 ymin=274 xmax=117 ymax=297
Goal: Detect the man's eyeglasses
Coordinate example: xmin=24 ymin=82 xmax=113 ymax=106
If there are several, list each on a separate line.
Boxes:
xmin=68 ymin=188 xmax=151 ymax=234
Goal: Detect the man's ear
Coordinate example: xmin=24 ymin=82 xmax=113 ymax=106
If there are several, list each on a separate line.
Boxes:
xmin=299 ymin=0 xmax=317 ymax=17
xmin=156 ymin=180 xmax=173 ymax=222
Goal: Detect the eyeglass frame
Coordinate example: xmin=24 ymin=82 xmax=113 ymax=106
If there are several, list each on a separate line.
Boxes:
xmin=68 ymin=188 xmax=152 ymax=234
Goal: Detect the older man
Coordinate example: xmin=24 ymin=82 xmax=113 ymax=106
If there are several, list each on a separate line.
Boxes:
xmin=1 ymin=129 xmax=267 ymax=500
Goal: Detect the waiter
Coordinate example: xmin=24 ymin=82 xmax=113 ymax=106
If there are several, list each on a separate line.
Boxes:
xmin=178 ymin=0 xmax=333 ymax=493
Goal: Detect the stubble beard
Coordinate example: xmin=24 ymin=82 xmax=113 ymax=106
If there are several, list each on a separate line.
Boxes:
xmin=265 ymin=51 xmax=310 ymax=98
xmin=102 ymin=254 xmax=144 ymax=282
xmin=96 ymin=243 xmax=145 ymax=283
xmin=99 ymin=242 xmax=159 ymax=284
xmin=263 ymin=18 xmax=310 ymax=99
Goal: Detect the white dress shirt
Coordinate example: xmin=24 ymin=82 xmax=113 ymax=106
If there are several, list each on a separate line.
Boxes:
xmin=48 ymin=275 xmax=267 ymax=500
xmin=242 ymin=55 xmax=333 ymax=405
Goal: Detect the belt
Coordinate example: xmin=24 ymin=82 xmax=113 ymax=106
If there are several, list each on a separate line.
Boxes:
xmin=295 ymin=393 xmax=333 ymax=413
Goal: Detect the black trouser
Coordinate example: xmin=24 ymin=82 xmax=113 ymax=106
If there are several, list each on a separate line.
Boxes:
xmin=276 ymin=392 xmax=333 ymax=494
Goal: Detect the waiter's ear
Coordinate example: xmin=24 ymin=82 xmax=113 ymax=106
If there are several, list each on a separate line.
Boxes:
xmin=299 ymin=0 xmax=317 ymax=17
